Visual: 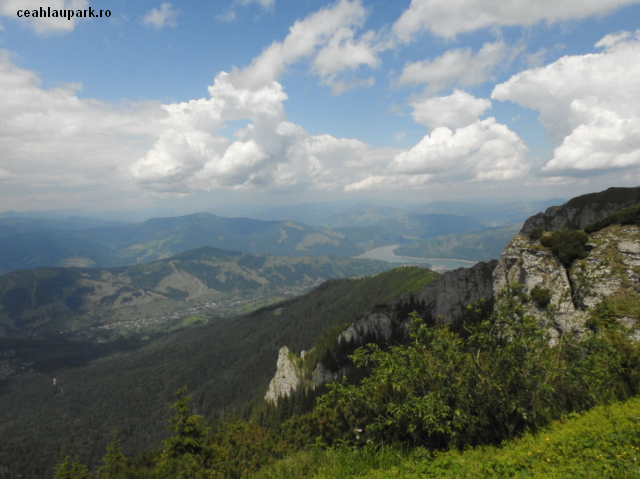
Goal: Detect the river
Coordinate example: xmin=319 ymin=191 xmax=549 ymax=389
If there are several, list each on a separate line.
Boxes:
xmin=354 ymin=244 xmax=476 ymax=272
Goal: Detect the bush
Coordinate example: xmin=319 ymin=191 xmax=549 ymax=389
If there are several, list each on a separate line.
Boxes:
xmin=528 ymin=227 xmax=544 ymax=241
xmin=540 ymin=229 xmax=589 ymax=267
xmin=585 ymin=203 xmax=640 ymax=234
xmin=530 ymin=285 xmax=552 ymax=309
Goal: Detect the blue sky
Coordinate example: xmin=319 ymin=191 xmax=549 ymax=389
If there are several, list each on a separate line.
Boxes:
xmin=1 ymin=0 xmax=640 ymax=214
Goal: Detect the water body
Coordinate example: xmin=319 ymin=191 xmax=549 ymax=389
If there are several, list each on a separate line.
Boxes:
xmin=355 ymin=245 xmax=476 ymax=272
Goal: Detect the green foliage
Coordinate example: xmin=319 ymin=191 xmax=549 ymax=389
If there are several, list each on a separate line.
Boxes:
xmin=95 ymin=435 xmax=132 ymax=479
xmin=585 ymin=203 xmax=640 ymax=234
xmin=528 ymin=226 xmax=544 ymax=241
xmin=540 ymin=229 xmax=589 ymax=267
xmin=530 ymin=284 xmax=552 ymax=309
xmin=355 ymin=397 xmax=640 ymax=478
xmin=53 ymin=456 xmax=91 ymax=479
xmin=313 ymin=284 xmax=640 ymax=453
xmin=0 ymin=267 xmax=437 ymax=478
xmin=163 ymin=387 xmax=211 ymax=458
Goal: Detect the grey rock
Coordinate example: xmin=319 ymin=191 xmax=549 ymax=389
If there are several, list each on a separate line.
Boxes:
xmin=520 ymin=187 xmax=640 ymax=235
xmin=418 ymin=260 xmax=498 ymax=323
xmin=264 ymin=346 xmax=301 ymax=404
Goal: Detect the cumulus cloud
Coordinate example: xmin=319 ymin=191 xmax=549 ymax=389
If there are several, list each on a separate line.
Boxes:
xmin=392 ymin=0 xmax=640 ymax=41
xmin=0 ymin=0 xmax=89 ymax=34
xmin=142 ymin=3 xmax=179 ymax=29
xmin=492 ymin=30 xmax=640 ymax=173
xmin=313 ymin=28 xmax=380 ymax=94
xmin=131 ymin=0 xmax=387 ymax=194
xmin=0 ymin=49 xmax=165 ymax=207
xmin=345 ymin=118 xmax=529 ymax=191
xmin=231 ymin=0 xmax=372 ymax=90
xmin=398 ymin=41 xmax=511 ymax=94
xmin=411 ymin=90 xmax=491 ymax=130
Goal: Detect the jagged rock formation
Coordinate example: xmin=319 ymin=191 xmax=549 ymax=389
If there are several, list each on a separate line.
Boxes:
xmin=339 ymin=311 xmax=395 ymax=344
xmin=520 ymin=187 xmax=640 ymax=236
xmin=265 ymin=187 xmax=640 ymax=402
xmin=264 ymin=346 xmax=302 ymax=404
xmin=418 ymin=260 xmax=497 ymax=323
xmin=493 ymin=234 xmax=585 ymax=340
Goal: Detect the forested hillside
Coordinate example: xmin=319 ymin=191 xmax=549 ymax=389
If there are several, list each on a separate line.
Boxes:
xmin=44 ymin=189 xmax=640 ymax=479
xmin=0 ymin=267 xmax=438 ymax=478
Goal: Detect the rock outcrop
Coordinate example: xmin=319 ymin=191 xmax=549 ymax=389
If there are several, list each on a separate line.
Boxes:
xmin=418 ymin=260 xmax=498 ymax=324
xmin=264 ymin=346 xmax=302 ymax=404
xmin=265 ymin=187 xmax=640 ymax=402
xmin=520 ymin=187 xmax=640 ymax=236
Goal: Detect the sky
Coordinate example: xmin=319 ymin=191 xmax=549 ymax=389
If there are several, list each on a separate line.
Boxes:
xmin=1 ymin=0 xmax=640 ymax=215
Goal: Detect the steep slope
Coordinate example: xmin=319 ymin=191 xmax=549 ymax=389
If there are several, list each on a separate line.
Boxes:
xmin=520 ymin=186 xmax=640 ymax=235
xmin=263 ymin=186 xmax=640 ymax=401
xmin=0 ymin=267 xmax=438 ymax=479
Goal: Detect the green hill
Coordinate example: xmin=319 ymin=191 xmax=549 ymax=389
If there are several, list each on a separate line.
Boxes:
xmin=0 ymin=266 xmax=438 ymax=478
xmin=0 ymin=246 xmax=393 ymax=339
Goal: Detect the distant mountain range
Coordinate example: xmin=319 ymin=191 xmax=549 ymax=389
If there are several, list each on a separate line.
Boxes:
xmin=0 ymin=246 xmax=392 ymax=338
xmin=0 ymin=213 xmax=409 ymax=274
xmin=0 ymin=211 xmax=484 ymax=275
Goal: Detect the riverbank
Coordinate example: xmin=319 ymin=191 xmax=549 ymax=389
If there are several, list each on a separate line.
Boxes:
xmin=354 ymin=245 xmax=477 ymax=272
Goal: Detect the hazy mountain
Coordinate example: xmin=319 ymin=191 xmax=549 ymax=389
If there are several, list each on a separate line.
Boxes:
xmin=0 ymin=246 xmax=392 ymax=339
xmin=0 ymin=213 xmax=407 ymax=274
xmin=393 ymin=223 xmax=522 ymax=261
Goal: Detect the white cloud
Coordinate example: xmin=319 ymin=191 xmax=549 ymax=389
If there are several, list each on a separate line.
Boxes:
xmin=0 ymin=0 xmax=89 ymax=34
xmin=0 ymin=50 xmax=165 ymax=207
xmin=231 ymin=0 xmax=375 ymax=91
xmin=391 ymin=118 xmax=528 ymax=179
xmin=239 ymin=0 xmax=275 ymax=7
xmin=411 ymin=90 xmax=491 ymax=130
xmin=398 ymin=41 xmax=510 ymax=94
xmin=313 ymin=28 xmax=380 ymax=94
xmin=130 ymin=0 xmax=388 ymax=194
xmin=392 ymin=0 xmax=640 ymax=42
xmin=345 ymin=118 xmax=529 ymax=191
xmin=142 ymin=3 xmax=178 ymax=29
xmin=492 ymin=31 xmax=640 ymax=173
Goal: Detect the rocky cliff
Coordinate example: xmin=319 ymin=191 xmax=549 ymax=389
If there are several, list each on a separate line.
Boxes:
xmin=520 ymin=187 xmax=640 ymax=236
xmin=264 ymin=346 xmax=303 ymax=404
xmin=417 ymin=260 xmax=497 ymax=323
xmin=265 ymin=186 xmax=640 ymax=401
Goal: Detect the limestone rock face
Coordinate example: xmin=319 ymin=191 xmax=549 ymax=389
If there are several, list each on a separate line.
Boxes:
xmin=493 ymin=225 xmax=640 ymax=340
xmin=339 ymin=311 xmax=394 ymax=345
xmin=264 ymin=346 xmax=301 ymax=404
xmin=493 ymin=234 xmax=585 ymax=339
xmin=520 ymin=187 xmax=640 ymax=236
xmin=418 ymin=260 xmax=498 ymax=323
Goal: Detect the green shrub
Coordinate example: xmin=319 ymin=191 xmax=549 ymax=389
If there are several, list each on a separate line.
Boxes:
xmin=530 ymin=285 xmax=552 ymax=309
xmin=540 ymin=229 xmax=589 ymax=267
xmin=585 ymin=203 xmax=640 ymax=233
xmin=528 ymin=226 xmax=544 ymax=241
xmin=357 ymin=397 xmax=640 ymax=478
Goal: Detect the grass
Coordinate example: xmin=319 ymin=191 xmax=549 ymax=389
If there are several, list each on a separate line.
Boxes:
xmin=251 ymin=396 xmax=640 ymax=479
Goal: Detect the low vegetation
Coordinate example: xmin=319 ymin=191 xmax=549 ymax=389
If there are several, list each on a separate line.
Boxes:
xmin=56 ymin=281 xmax=640 ymax=478
xmin=540 ymin=229 xmax=589 ymax=267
